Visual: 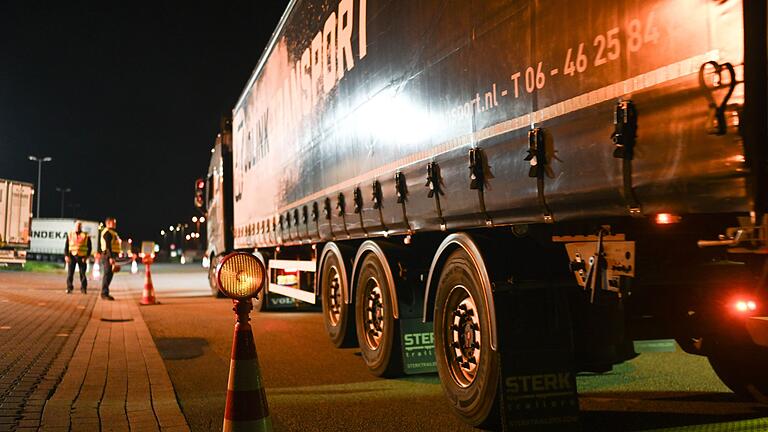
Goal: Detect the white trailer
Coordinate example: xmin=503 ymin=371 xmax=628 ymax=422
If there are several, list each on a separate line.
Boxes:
xmin=0 ymin=179 xmax=34 ymax=266
xmin=28 ymin=218 xmax=99 ymax=262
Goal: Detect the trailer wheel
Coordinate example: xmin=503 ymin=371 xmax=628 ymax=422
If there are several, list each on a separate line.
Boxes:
xmin=708 ymin=343 xmax=768 ymax=404
xmin=354 ymin=253 xmax=402 ymax=376
xmin=321 ymin=252 xmax=356 ymax=347
xmin=434 ymin=249 xmax=499 ymax=428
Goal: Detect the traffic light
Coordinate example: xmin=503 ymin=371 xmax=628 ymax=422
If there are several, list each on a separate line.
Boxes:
xmin=194 ymin=178 xmax=205 ymax=208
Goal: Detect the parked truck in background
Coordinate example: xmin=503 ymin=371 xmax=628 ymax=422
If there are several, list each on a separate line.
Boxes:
xmin=0 ymin=179 xmax=34 ymax=266
xmin=202 ymin=119 xmax=300 ymax=309
xmin=204 ymin=0 xmax=768 ymax=427
xmin=28 ymin=218 xmax=100 ymax=262
xmin=202 ymin=118 xmax=234 ymax=295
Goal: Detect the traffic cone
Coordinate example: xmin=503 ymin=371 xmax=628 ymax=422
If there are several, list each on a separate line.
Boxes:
xmin=92 ymin=259 xmax=101 ymax=280
xmin=223 ymin=299 xmax=271 ymax=432
xmin=140 ymin=262 xmax=157 ymax=305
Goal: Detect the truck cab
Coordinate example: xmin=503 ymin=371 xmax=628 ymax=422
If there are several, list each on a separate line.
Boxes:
xmin=201 ymin=118 xmax=234 ymax=295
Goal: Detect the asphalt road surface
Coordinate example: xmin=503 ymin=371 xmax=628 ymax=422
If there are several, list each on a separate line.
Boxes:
xmin=131 ymin=264 xmax=768 ymax=431
xmin=5 ymin=264 xmax=768 ymax=431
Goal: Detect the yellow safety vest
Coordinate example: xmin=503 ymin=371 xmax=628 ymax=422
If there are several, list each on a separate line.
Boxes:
xmin=100 ymin=228 xmax=122 ymax=254
xmin=68 ymin=231 xmax=89 ymax=257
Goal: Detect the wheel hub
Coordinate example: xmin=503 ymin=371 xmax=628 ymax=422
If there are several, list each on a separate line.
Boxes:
xmin=446 ymin=286 xmax=481 ymax=388
xmin=364 ymin=278 xmax=385 ymax=349
xmin=326 ymin=266 xmax=342 ymax=326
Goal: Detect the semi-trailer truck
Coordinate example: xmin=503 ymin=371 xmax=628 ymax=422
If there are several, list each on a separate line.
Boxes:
xmin=203 ymin=0 xmax=768 ymax=427
xmin=203 ymin=119 xmax=234 ymax=295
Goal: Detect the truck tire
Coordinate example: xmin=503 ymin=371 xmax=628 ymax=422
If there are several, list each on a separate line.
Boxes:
xmin=708 ymin=343 xmax=768 ymax=404
xmin=252 ymin=286 xmax=268 ymax=312
xmin=321 ymin=251 xmax=356 ymax=347
xmin=354 ymin=253 xmax=402 ymax=377
xmin=208 ymin=254 xmax=226 ymax=298
xmin=434 ymin=249 xmax=499 ymax=428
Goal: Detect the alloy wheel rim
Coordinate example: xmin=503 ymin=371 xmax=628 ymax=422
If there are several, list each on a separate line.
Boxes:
xmin=326 ymin=266 xmax=342 ymax=326
xmin=363 ymin=277 xmax=385 ymax=349
xmin=444 ymin=285 xmax=481 ymax=388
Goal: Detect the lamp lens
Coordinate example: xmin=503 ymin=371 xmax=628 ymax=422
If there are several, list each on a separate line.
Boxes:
xmin=216 ymin=252 xmax=265 ymax=299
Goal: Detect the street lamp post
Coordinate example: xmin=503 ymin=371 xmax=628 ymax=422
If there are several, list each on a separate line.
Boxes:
xmin=68 ymin=203 xmax=80 ymax=218
xmin=28 ymin=155 xmax=53 ymax=218
xmin=169 ymin=225 xmax=176 ymax=250
xmin=199 ymin=216 xmax=206 ymax=250
xmin=56 ymin=187 xmax=71 ymax=218
xmin=192 ymin=216 xmax=204 ymax=250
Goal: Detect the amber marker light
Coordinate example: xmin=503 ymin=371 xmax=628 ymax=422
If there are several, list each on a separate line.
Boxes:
xmin=216 ymin=252 xmax=266 ymax=300
xmin=655 ymin=213 xmax=681 ymax=225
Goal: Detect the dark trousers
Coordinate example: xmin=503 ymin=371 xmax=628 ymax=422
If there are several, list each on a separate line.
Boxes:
xmin=101 ymin=256 xmax=114 ymax=296
xmin=66 ymin=255 xmax=88 ymax=292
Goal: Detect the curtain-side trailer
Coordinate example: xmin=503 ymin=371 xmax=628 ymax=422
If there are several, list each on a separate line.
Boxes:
xmin=0 ymin=179 xmax=34 ymax=266
xmin=217 ymin=0 xmax=768 ymax=427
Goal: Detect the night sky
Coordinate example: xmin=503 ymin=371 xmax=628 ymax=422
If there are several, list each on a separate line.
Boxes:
xmin=0 ymin=0 xmax=288 ymax=241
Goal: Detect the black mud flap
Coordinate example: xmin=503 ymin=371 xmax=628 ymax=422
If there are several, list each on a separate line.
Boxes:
xmin=399 ymin=318 xmax=437 ymax=374
xmin=496 ymin=283 xmax=580 ymax=432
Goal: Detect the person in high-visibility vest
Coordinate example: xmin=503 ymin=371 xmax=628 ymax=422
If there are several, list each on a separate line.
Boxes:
xmin=99 ymin=217 xmax=122 ymax=301
xmin=64 ymin=221 xmax=92 ymax=294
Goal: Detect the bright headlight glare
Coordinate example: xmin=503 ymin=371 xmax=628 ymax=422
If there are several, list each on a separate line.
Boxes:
xmin=216 ymin=252 xmax=265 ymax=299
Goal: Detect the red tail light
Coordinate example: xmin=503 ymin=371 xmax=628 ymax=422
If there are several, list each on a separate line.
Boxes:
xmin=655 ymin=213 xmax=681 ymax=225
xmin=733 ymin=299 xmax=758 ymax=314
